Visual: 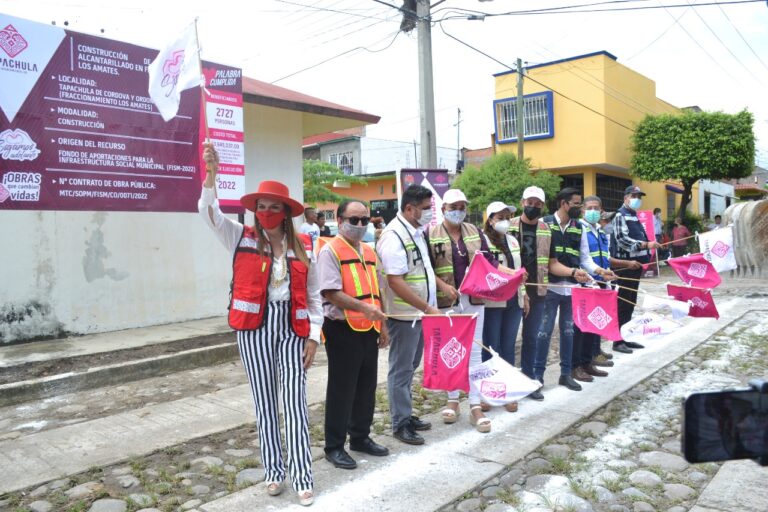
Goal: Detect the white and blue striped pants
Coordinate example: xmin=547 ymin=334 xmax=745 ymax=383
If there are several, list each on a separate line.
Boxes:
xmin=237 ymin=300 xmax=313 ymax=493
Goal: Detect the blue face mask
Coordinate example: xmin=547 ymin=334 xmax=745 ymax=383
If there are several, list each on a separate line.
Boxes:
xmin=584 ymin=210 xmax=601 ymax=224
xmin=444 ymin=209 xmax=466 ymax=225
xmin=629 ymin=198 xmax=642 ymax=210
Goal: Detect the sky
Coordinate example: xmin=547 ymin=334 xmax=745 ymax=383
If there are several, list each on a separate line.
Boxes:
xmin=2 ymin=0 xmax=767 ymax=167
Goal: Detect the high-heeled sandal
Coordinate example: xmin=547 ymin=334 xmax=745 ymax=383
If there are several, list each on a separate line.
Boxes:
xmin=266 ymin=481 xmax=284 ymax=496
xmin=441 ymin=399 xmax=460 ymax=424
xmin=298 ymin=490 xmax=314 ymax=506
xmin=470 ymin=405 xmax=492 ymax=433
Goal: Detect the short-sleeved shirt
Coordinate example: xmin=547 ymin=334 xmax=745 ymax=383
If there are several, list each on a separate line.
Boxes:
xmin=317 ymin=240 xmax=366 ymax=320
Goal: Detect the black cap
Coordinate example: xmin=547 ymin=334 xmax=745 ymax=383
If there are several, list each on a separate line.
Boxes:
xmin=624 ymin=185 xmax=646 ymax=196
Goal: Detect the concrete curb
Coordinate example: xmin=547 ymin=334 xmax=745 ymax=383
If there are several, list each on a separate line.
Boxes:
xmin=0 ymin=342 xmax=239 ymax=408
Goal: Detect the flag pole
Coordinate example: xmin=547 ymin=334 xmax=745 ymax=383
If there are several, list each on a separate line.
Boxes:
xmin=194 ymin=17 xmax=210 ymax=143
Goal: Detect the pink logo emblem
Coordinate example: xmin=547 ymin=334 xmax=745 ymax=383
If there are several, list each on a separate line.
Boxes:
xmin=687 ymin=262 xmax=708 ymax=279
xmin=0 ymin=183 xmax=9 ymax=202
xmin=643 ymin=326 xmax=661 ymax=335
xmin=161 ymin=49 xmax=185 ymax=97
xmin=710 ymin=241 xmax=730 ymax=258
xmin=485 ymin=272 xmax=509 ymax=291
xmin=481 ymin=381 xmax=507 ymax=399
xmin=587 ymin=306 xmax=612 ymax=330
xmin=690 ymin=296 xmax=709 ymax=309
xmin=0 ymin=129 xmax=41 ymax=161
xmin=440 ymin=337 xmax=466 ymax=369
xmin=0 ymin=24 xmax=28 ymax=58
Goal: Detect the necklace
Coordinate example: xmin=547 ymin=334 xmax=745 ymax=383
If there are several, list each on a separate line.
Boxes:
xmin=448 ymin=230 xmax=466 ymax=257
xmin=268 ymin=235 xmax=288 ymax=288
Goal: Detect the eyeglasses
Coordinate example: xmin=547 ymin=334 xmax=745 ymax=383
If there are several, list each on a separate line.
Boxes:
xmin=343 ymin=216 xmax=371 ymax=226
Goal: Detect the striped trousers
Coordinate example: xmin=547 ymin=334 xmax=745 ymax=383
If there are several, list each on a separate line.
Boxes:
xmin=237 ymin=300 xmax=313 ymax=493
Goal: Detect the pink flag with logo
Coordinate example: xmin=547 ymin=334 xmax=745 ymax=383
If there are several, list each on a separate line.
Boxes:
xmin=459 ymin=252 xmax=525 ymax=302
xmin=667 ymin=284 xmax=720 ymax=319
xmin=667 ymin=254 xmax=722 ymax=289
xmin=571 ymin=287 xmax=622 ymax=341
xmin=422 ymin=315 xmax=477 ymax=392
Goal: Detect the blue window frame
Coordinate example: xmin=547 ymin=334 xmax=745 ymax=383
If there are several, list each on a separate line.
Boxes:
xmin=494 ymin=91 xmax=554 ymax=144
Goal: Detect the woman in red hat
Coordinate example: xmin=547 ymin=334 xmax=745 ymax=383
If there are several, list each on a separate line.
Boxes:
xmin=199 ymin=143 xmax=321 ymax=506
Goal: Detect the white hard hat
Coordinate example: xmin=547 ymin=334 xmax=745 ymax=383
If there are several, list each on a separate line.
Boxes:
xmin=443 ymin=188 xmax=468 ymax=205
xmin=522 ymin=186 xmax=545 ymax=202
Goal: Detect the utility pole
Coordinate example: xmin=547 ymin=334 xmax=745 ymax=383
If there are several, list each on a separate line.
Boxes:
xmin=516 ymin=57 xmax=525 ymax=161
xmin=417 ymin=0 xmax=437 ymax=169
xmin=454 ymin=107 xmax=462 ymax=169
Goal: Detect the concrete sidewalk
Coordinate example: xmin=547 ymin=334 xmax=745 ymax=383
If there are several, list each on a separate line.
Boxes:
xmin=0 ymin=316 xmax=229 ymax=368
xmin=691 ymin=460 xmax=768 ymax=512
xmin=200 ymin=299 xmax=747 ymax=511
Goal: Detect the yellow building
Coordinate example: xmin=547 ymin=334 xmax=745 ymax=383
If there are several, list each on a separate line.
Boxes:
xmin=493 ymin=51 xmax=698 ymax=218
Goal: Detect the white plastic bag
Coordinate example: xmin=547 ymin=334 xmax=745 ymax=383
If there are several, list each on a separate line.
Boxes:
xmin=469 ymin=349 xmax=541 ymax=406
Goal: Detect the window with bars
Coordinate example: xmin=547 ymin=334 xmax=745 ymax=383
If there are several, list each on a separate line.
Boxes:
xmin=329 ymin=151 xmax=354 ymax=175
xmin=494 ymin=91 xmax=554 ymax=143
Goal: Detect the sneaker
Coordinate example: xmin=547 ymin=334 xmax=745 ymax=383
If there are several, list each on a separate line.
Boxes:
xmin=600 ymin=349 xmax=614 ymax=360
xmin=593 ymin=354 xmax=614 ymax=367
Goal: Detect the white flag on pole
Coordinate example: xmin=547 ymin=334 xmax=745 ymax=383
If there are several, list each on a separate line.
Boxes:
xmin=698 ymin=226 xmax=737 ymax=273
xmin=147 ymin=22 xmax=202 ymax=121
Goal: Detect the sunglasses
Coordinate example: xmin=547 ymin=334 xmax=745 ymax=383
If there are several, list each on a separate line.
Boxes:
xmin=343 ymin=216 xmax=371 ymax=226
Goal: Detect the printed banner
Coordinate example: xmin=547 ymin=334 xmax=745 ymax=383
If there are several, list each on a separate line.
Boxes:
xmin=698 ymin=227 xmax=737 ymax=273
xmin=469 ymin=349 xmax=541 ymax=406
xmin=459 ymin=252 xmax=525 ymax=302
xmin=571 ymin=287 xmax=622 ymax=341
xmin=398 ymin=168 xmax=451 ymax=229
xmin=422 ymin=314 xmax=477 ymax=392
xmin=667 ymin=284 xmax=720 ymax=319
xmin=0 ymin=13 xmax=242 ymax=213
xmin=641 ymin=292 xmax=691 ymax=320
xmin=667 ymin=254 xmax=722 ymax=289
xmin=620 ymin=313 xmax=679 ymax=343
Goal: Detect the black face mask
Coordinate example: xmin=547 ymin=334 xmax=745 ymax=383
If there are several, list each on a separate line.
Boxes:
xmin=568 ymin=206 xmax=581 ymax=219
xmin=524 ymin=206 xmax=541 ymax=220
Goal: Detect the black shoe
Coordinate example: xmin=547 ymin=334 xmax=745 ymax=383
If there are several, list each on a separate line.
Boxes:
xmin=349 ymin=437 xmax=390 ymax=457
xmin=624 ymin=341 xmax=645 ymax=349
xmin=528 ymin=390 xmax=544 ymax=401
xmin=393 ymin=425 xmax=425 ymax=445
xmin=410 ymin=415 xmax=432 ymax=431
xmin=324 ymin=448 xmax=357 ymax=469
xmin=613 ymin=342 xmax=633 ymax=354
xmin=600 ymin=350 xmax=614 ymax=360
xmin=558 ymin=375 xmax=583 ymax=391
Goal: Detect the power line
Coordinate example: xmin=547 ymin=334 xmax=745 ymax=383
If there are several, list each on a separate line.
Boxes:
xmin=273 ymin=0 xmax=396 ymax=22
xmin=437 ymin=23 xmax=636 ymax=133
xmin=625 ymin=4 xmax=692 ymax=61
xmin=716 ymin=3 xmax=768 ymax=74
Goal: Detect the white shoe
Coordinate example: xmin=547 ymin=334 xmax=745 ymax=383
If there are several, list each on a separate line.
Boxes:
xmin=266 ymin=481 xmax=284 ymax=496
xmin=298 ymin=490 xmax=314 ymax=506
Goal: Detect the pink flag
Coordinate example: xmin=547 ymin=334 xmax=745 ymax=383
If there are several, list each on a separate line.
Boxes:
xmin=571 ymin=287 xmax=622 ymax=341
xmin=459 ymin=253 xmax=525 ymax=302
xmin=667 ymin=253 xmax=722 ymax=289
xmin=422 ymin=315 xmax=477 ymax=392
xmin=667 ymin=284 xmax=720 ymax=319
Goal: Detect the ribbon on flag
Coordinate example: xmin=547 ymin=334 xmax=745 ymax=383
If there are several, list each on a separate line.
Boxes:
xmin=422 ymin=314 xmax=477 ymax=392
xmin=459 ymin=252 xmax=525 ymax=302
xmin=698 ymin=226 xmax=737 ymax=273
xmin=641 ymin=292 xmax=691 ymax=319
xmin=667 ymin=284 xmax=720 ymax=319
xmin=666 ymin=253 xmax=722 ymax=289
xmin=469 ymin=349 xmax=541 ymax=405
xmin=148 ymin=21 xmax=203 ymax=121
xmin=620 ymin=313 xmax=680 ymax=343
xmin=571 ymin=287 xmax=622 ymax=341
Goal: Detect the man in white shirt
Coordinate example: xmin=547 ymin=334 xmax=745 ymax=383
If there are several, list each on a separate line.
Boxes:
xmin=300 ymin=207 xmax=321 ymax=245
xmin=376 ymin=184 xmax=439 ymax=446
xmin=708 ymin=215 xmax=722 ymax=231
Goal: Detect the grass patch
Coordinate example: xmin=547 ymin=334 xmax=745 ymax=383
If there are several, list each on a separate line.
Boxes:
xmin=548 ymin=456 xmax=573 ymax=476
xmin=129 ymin=457 xmax=149 ymax=475
xmin=163 ymin=446 xmax=183 ymax=456
xmin=235 ymin=457 xmax=260 ymax=470
xmin=65 ymin=501 xmax=89 ymax=512
xmin=569 ymin=478 xmax=598 ymax=501
xmin=495 ymin=488 xmax=521 ymax=507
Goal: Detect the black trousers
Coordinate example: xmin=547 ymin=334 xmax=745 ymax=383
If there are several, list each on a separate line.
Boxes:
xmin=572 ymin=326 xmax=600 ymax=367
xmin=616 ymin=267 xmax=643 ymax=342
xmin=322 ymin=318 xmax=379 ymax=451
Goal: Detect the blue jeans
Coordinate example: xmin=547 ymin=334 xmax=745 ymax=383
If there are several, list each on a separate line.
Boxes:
xmin=482 ymin=300 xmax=523 ymax=365
xmin=520 ymin=294 xmax=545 ymax=380
xmin=534 ymin=290 xmax=574 ymax=381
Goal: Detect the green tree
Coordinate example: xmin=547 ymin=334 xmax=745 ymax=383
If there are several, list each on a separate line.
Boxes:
xmin=302 ymin=159 xmax=366 ymax=206
xmin=631 ymin=110 xmax=755 ymax=217
xmin=452 ymin=153 xmax=561 ymax=216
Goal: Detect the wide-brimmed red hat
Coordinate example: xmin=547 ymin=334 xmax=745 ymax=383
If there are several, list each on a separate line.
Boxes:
xmin=240 ymin=181 xmax=305 ymax=216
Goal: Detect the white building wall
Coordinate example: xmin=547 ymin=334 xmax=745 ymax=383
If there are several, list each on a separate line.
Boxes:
xmin=360 ymin=138 xmax=458 ymax=174
xmin=0 ymin=103 xmax=304 ymax=343
xmin=698 ymin=179 xmax=735 ymax=218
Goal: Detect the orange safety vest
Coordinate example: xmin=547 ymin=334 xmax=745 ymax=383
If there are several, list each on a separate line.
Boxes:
xmin=326 ymin=236 xmax=382 ymax=333
xmin=228 ymin=227 xmax=313 ymax=337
